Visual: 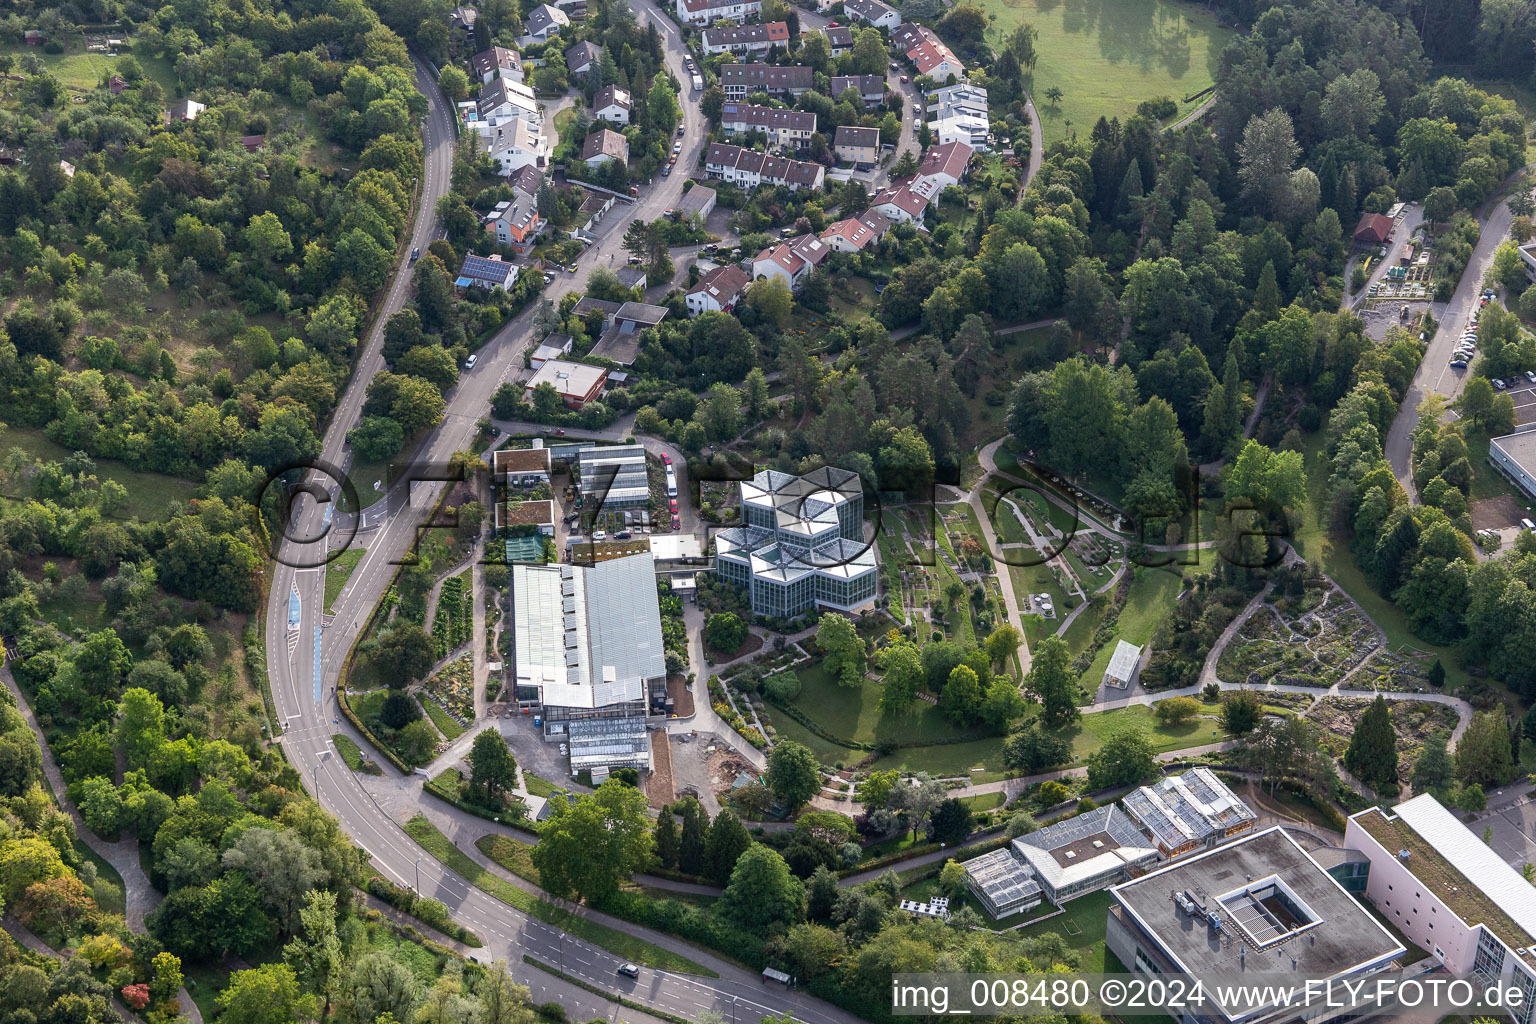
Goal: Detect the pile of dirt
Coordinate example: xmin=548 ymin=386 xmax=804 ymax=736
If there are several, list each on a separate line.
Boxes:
xmin=705 ymin=741 xmax=757 ymax=794
xmin=645 ymin=730 xmax=675 ymax=808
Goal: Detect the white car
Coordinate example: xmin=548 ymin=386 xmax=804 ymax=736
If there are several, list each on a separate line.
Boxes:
xmin=1493 ymin=379 xmax=1507 ymax=390
xmin=1525 ymin=371 xmax=1536 ymax=384
xmin=464 ymin=354 xmax=477 ymax=369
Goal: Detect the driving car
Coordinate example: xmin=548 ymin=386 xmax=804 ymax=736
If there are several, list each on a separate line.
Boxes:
xmin=669 ymin=498 xmax=678 ymax=513
xmin=661 ymin=453 xmax=671 ymax=464
xmin=464 ymin=354 xmax=477 ymax=369
xmin=618 ymin=964 xmax=640 ymax=978
xmin=671 ymin=514 xmax=681 ymax=531
xmin=677 ymin=125 xmax=685 ymax=136
xmin=410 ymin=246 xmax=419 ymax=262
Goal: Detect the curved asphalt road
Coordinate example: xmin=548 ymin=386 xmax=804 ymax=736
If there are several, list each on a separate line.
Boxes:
xmin=265 ymin=42 xmax=858 ymax=1024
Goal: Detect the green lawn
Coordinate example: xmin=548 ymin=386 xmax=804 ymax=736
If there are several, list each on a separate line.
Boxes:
xmin=1065 ymin=703 xmax=1230 ymax=759
xmin=0 ymin=43 xmax=178 ymax=97
xmin=970 ymin=0 xmax=1235 ymax=145
xmin=325 ymin=547 xmax=366 ymax=613
xmin=523 ymin=772 xmax=561 ymax=798
xmin=1292 ymin=432 xmax=1470 ymax=685
xmin=0 ymin=425 xmax=200 ymax=520
xmin=403 ymin=815 xmax=715 ymax=975
xmin=778 ymin=658 xmax=980 ymax=751
xmin=1072 ymin=565 xmax=1184 ymax=691
xmin=419 ymin=693 xmax=466 ymax=740
xmin=1016 ymin=889 xmax=1119 ymax=971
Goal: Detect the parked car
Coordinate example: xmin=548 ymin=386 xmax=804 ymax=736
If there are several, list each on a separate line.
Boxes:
xmin=1494 ymin=379 xmax=1507 ymax=390
xmin=668 ymin=498 xmax=678 ymax=513
xmin=671 ymin=514 xmax=681 ymax=531
xmin=1525 ymin=371 xmax=1536 ymax=384
xmin=677 ymin=124 xmax=685 ymax=137
xmin=661 ymin=453 xmax=671 ymax=464
xmin=1450 ymin=358 xmax=1468 ymax=368
xmin=900 ymin=75 xmax=908 ymax=82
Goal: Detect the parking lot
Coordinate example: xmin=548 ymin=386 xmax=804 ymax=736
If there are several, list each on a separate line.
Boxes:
xmin=1508 ymin=377 xmax=1536 ymax=426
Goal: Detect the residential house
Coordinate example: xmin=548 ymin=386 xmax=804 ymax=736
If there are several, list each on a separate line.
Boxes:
xmin=616 ymin=266 xmax=647 ymax=292
xmin=581 ymin=128 xmax=629 ymax=167
xmin=843 ymin=0 xmax=901 ymax=29
xmin=751 ymin=233 xmax=829 ymax=291
xmin=525 ymin=359 xmax=608 ymax=409
xmin=565 ymin=41 xmax=602 ymax=78
xmin=592 ymin=84 xmax=632 ymax=124
xmin=686 ymin=263 xmax=750 ymax=316
xmin=472 ymin=77 xmax=540 ymax=134
xmin=531 ymin=334 xmax=574 ymax=367
xmin=821 ymin=24 xmax=853 ymax=55
xmin=829 ymin=74 xmax=885 ymax=109
xmin=931 ymin=111 xmax=987 ymax=150
xmin=571 ymin=296 xmax=622 ymax=328
xmin=523 ymin=4 xmax=570 ymax=42
xmin=719 ymin=103 xmax=816 ymax=147
xmin=456 ymin=253 xmax=519 ymax=291
xmin=834 ymin=125 xmax=880 ymax=166
xmin=914 ymin=140 xmax=972 ymax=194
xmin=676 ymin=182 xmax=717 ymax=220
xmin=472 ymin=46 xmax=523 ymax=83
xmin=485 ymin=117 xmax=552 ymax=174
xmin=508 ymin=164 xmax=544 ymax=197
xmin=720 ymin=64 xmax=813 ymax=101
xmin=704 ymin=143 xmax=824 ymax=191
xmin=890 ymin=22 xmax=938 ymax=53
xmin=868 ymin=182 xmax=927 ymax=224
xmin=700 ymin=22 xmax=789 ymax=56
xmin=675 ymin=0 xmax=762 ymax=25
xmin=23 ymin=29 xmax=44 ymax=45
xmin=927 ymin=82 xmax=987 ymax=119
xmin=908 ymin=38 xmax=964 ymax=82
xmin=450 ymin=6 xmax=478 ymax=33
xmin=107 ymin=74 xmax=127 ymax=95
xmin=491 ymin=191 xmax=543 ymax=252
xmin=240 ymin=134 xmax=265 ymax=152
xmin=819 ymin=208 xmax=890 ymax=253
xmin=164 ymin=98 xmax=206 ymax=124
xmin=590 ymin=302 xmax=668 ymax=365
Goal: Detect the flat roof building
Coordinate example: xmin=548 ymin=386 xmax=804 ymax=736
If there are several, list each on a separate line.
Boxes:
xmin=524 ymin=358 xmax=608 ymax=409
xmin=1347 ymin=795 xmax=1536 ymax=1023
xmin=1108 ymin=827 xmax=1406 ymax=1024
xmin=509 ymin=553 xmax=664 ymax=769
xmin=1489 ymin=428 xmax=1536 ymax=502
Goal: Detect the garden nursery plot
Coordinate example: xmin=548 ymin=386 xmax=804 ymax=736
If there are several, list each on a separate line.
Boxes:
xmin=1216 ymin=580 xmax=1381 ymax=687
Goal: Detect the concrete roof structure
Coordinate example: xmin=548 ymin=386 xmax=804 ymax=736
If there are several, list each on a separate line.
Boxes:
xmin=1352 ymin=795 xmax=1536 ymax=950
xmin=509 ymin=553 xmax=664 ymax=710
xmin=525 ymin=358 xmax=607 ymax=403
xmin=1110 ymin=827 xmax=1405 ymax=1018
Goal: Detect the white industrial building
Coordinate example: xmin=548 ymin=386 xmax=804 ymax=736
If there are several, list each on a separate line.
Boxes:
xmin=508 ymin=553 xmax=666 ymax=771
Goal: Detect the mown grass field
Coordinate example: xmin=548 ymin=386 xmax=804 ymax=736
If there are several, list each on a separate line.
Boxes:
xmin=970 ymin=0 xmax=1235 ymax=145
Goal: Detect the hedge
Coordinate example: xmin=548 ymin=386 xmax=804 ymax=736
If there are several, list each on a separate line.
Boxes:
xmin=591 ymin=888 xmax=764 ymax=969
xmin=363 ymin=875 xmax=483 ymax=947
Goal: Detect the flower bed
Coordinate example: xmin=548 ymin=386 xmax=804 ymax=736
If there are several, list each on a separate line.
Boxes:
xmin=425 ymin=653 xmax=475 ymax=723
xmin=431 ymin=571 xmax=473 ymax=658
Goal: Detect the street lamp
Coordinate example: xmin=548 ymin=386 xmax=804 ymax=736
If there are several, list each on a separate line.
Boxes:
xmin=416 ymin=856 xmax=423 ymax=896
xmin=731 ymin=995 xmax=739 ymax=1024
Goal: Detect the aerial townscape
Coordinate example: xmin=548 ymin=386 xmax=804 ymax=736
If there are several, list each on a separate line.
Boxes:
xmin=8 ymin=1 xmax=1536 ymax=1024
